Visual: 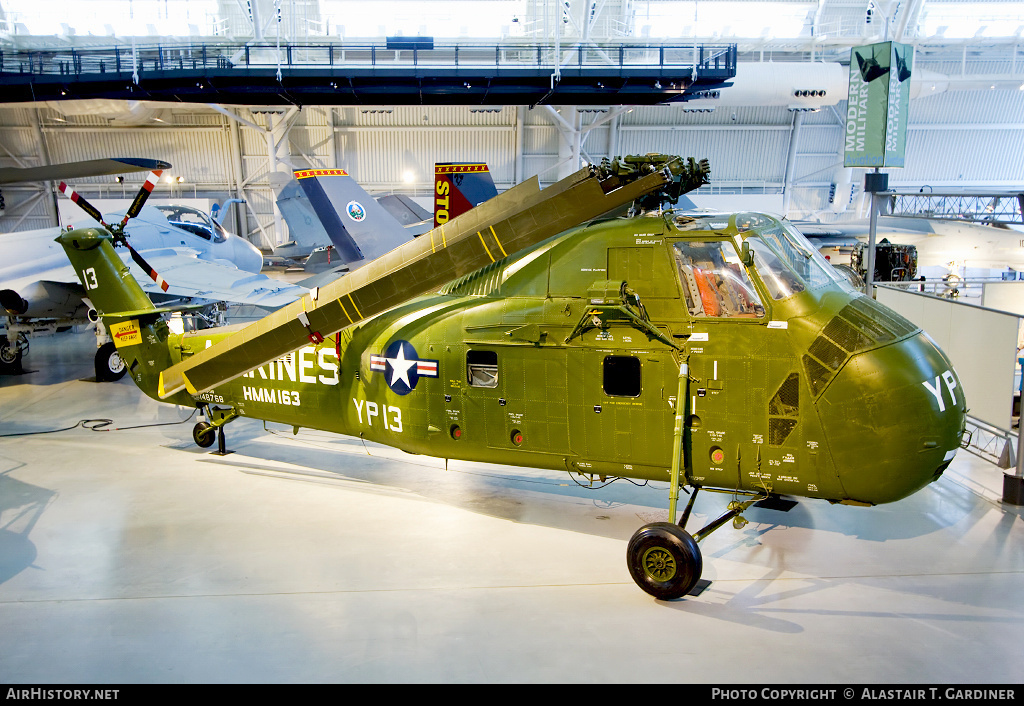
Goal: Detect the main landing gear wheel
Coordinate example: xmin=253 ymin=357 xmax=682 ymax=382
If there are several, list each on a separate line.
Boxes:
xmin=193 ymin=421 xmax=216 ymax=448
xmin=95 ymin=341 xmax=126 ymax=381
xmin=627 ymin=522 xmax=703 ymax=600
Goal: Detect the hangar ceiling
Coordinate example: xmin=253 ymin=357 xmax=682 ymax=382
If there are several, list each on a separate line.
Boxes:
xmin=0 ymin=0 xmax=1020 ymax=248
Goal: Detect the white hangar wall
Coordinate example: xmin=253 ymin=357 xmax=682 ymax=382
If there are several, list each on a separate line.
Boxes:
xmin=0 ymin=71 xmax=1022 ymax=246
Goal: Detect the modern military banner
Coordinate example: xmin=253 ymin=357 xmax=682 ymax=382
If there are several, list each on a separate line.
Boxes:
xmin=844 ymin=41 xmax=914 ymax=168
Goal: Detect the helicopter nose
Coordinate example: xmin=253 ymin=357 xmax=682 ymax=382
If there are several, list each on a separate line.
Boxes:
xmin=815 ymin=332 xmax=966 ymax=505
xmin=231 ymin=236 xmax=265 ymax=274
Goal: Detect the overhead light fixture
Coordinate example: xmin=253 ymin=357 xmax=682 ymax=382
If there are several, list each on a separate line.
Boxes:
xmin=175 ymin=176 xmax=185 ymax=183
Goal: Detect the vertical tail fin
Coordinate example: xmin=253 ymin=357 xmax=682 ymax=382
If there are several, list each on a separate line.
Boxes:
xmin=433 ymin=163 xmax=498 ymax=228
xmin=57 ymin=228 xmax=156 ymax=317
xmin=293 ymin=168 xmax=413 ymax=268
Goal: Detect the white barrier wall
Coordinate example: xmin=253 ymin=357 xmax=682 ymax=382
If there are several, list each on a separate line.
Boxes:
xmin=876 ymin=286 xmax=1021 ymax=430
xmin=982 ymin=282 xmax=1024 ymax=316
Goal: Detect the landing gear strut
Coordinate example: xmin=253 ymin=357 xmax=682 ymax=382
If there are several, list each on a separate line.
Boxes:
xmin=625 ymin=355 xmax=766 ymax=600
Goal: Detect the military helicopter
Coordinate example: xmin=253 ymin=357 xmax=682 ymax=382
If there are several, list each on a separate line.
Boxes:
xmin=56 ymin=154 xmax=967 ymax=600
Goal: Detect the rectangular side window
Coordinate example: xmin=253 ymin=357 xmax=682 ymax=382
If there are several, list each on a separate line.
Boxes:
xmin=603 ymin=355 xmax=641 ymax=397
xmin=467 ymin=350 xmax=498 ymax=388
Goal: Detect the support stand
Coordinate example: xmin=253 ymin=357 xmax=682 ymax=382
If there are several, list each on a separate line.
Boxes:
xmin=211 ymin=425 xmax=233 ymax=456
xmin=864 ymin=170 xmax=889 ymax=296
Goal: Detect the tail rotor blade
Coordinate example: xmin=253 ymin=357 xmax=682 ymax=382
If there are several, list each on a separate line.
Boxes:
xmin=125 ymin=241 xmax=170 ymax=292
xmin=122 ymin=170 xmax=163 ymax=223
xmin=58 ymin=181 xmax=108 ymax=228
xmin=61 ymin=171 xmax=171 ymax=292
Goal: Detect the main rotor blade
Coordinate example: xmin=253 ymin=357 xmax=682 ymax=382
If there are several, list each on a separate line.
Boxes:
xmin=158 ymin=162 xmax=676 ymax=398
xmin=57 ymin=181 xmax=108 ymax=228
xmin=0 ymin=158 xmax=171 ymax=185
xmin=122 ymin=170 xmax=163 ymax=222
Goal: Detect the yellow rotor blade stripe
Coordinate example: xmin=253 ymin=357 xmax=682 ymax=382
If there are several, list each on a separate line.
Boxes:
xmin=338 ymin=298 xmax=354 ymax=324
xmin=489 ymin=225 xmax=507 ymax=257
xmin=477 ymin=231 xmax=495 ymax=262
xmin=347 ymin=294 xmax=363 ymax=320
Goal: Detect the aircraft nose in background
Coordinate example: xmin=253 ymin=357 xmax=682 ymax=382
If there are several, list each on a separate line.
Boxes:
xmin=815 ymin=333 xmax=966 ymax=505
xmin=232 ymin=236 xmax=265 ymax=274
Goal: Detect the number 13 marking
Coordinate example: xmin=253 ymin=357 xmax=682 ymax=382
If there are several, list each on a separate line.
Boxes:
xmin=82 ymin=267 xmax=98 ymax=290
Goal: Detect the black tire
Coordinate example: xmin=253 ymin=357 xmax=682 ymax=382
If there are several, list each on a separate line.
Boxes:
xmin=193 ymin=421 xmax=216 ymax=448
xmin=95 ymin=341 xmax=126 ymax=381
xmin=626 ymin=522 xmax=703 ymax=600
xmin=0 ymin=339 xmax=22 ymax=372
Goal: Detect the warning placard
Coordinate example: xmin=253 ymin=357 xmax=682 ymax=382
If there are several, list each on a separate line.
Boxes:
xmin=110 ymin=319 xmax=141 ymax=348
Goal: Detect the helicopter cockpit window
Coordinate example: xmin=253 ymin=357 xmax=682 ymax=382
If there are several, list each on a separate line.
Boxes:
xmin=744 ymin=238 xmax=806 ymax=300
xmin=672 ymin=241 xmax=765 ymax=318
xmin=739 ymin=215 xmax=843 ymax=294
xmin=467 ymin=350 xmax=498 ymax=388
xmin=155 ymin=205 xmax=229 ymax=243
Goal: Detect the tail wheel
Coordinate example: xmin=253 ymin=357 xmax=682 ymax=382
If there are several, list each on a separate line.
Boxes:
xmin=627 ymin=522 xmax=703 ymax=600
xmin=193 ymin=421 xmax=216 ymax=448
xmin=95 ymin=341 xmax=126 ymax=381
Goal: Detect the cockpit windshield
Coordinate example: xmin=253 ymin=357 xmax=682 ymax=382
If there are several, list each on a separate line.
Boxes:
xmin=733 ymin=212 xmax=845 ymax=300
xmin=155 ymin=205 xmax=229 ymax=243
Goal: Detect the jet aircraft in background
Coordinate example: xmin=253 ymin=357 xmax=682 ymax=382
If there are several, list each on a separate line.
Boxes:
xmin=795 ymin=216 xmax=1024 ymax=281
xmin=1 ymin=164 xmax=307 ymax=379
xmin=270 ymin=162 xmax=498 ymax=281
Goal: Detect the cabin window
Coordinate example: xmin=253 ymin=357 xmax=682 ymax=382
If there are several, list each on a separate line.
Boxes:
xmin=672 ymin=241 xmax=765 ymax=318
xmin=467 ymin=350 xmax=498 ymax=388
xmin=603 ymin=356 xmax=641 ymax=397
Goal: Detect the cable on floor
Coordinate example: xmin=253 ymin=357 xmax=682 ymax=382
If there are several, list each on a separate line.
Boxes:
xmin=0 ymin=409 xmax=197 ymax=437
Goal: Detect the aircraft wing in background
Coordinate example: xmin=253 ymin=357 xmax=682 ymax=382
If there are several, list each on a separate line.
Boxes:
xmin=129 ymin=248 xmax=307 ymax=310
